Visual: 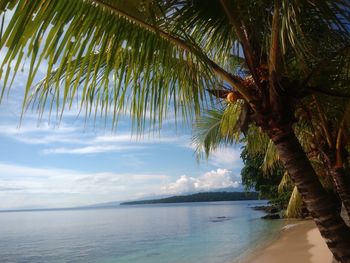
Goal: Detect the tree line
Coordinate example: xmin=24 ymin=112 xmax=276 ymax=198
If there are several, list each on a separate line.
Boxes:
xmin=120 ymin=192 xmax=259 ymax=205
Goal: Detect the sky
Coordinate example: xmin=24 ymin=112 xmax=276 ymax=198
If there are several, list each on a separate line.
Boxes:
xmin=0 ymin=92 xmax=244 ymax=209
xmin=0 ymin=10 xmax=244 ymax=210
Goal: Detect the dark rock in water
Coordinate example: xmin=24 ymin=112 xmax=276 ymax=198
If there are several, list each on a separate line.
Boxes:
xmin=267 ymin=207 xmax=279 ymax=214
xmin=252 ymin=205 xmax=279 ymax=214
xmin=261 ymin=213 xmax=280 ymax=219
xmin=252 ymin=205 xmax=280 ymax=219
xmin=209 ymin=216 xmax=232 ymax=223
xmin=252 ymin=205 xmax=269 ymax=211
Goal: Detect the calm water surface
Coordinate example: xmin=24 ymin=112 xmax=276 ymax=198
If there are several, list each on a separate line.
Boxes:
xmin=0 ymin=201 xmax=284 ymax=263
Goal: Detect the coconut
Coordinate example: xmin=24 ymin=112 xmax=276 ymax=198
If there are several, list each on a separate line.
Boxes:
xmin=226 ymin=92 xmax=237 ymax=103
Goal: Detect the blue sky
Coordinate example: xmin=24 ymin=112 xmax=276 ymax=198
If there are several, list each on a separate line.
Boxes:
xmin=0 ymin=12 xmax=244 ymax=210
xmin=0 ymin=92 xmax=244 ymax=209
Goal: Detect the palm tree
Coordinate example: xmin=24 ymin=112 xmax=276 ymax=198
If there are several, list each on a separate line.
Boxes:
xmin=193 ymin=95 xmax=350 ymax=217
xmin=1 ymin=0 xmax=350 ymax=261
xmin=249 ymin=95 xmax=350 ymax=220
xmin=304 ymin=97 xmax=350 ymax=221
xmin=193 ymin=107 xmax=324 ymax=219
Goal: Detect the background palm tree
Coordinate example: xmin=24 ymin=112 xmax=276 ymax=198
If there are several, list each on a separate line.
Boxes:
xmin=193 ymin=94 xmax=350 ymax=218
xmin=1 ymin=0 xmax=350 ymax=261
xmin=302 ymin=96 xmax=350 ymax=222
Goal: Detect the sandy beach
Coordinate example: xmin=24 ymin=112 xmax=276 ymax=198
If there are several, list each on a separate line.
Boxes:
xmin=245 ymin=220 xmax=334 ymax=263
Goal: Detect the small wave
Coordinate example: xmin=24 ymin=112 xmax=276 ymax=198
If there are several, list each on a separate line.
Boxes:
xmin=282 ymin=223 xmax=301 ymax=230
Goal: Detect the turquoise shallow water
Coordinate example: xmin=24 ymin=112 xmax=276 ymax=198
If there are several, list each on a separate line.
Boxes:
xmin=0 ymin=201 xmax=284 ymax=263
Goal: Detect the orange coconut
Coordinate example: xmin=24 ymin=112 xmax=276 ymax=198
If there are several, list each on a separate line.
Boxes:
xmin=226 ymin=92 xmax=237 ymax=103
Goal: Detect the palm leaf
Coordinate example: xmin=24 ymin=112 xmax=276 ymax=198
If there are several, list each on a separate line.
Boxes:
xmin=278 ymin=171 xmax=292 ymax=194
xmin=192 ymin=109 xmax=226 ymax=159
xmin=285 ymin=186 xmax=302 ymax=218
xmin=0 ymin=0 xmax=218 ymax=130
xmin=280 ymin=1 xmax=350 ymax=59
xmin=261 ymin=139 xmax=280 ymax=174
xmin=193 ymin=102 xmax=245 ymax=158
xmin=244 ymin=125 xmax=270 ymax=156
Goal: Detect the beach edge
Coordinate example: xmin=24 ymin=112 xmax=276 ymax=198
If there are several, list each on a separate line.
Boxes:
xmin=239 ymin=220 xmax=334 ymax=263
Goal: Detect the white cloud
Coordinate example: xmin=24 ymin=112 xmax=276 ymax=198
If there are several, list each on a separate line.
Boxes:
xmin=0 ymin=123 xmax=73 ymax=135
xmin=42 ymin=145 xmax=143 ymax=154
xmin=0 ymin=162 xmax=244 ymax=209
xmin=94 ymin=134 xmax=136 ymax=143
xmin=209 ymin=147 xmax=242 ymax=168
xmin=94 ymin=134 xmax=188 ymax=144
xmin=0 ymin=163 xmax=171 ymax=209
xmin=0 ymin=118 xmax=191 ymax=155
xmin=160 ymin=168 xmax=241 ymax=195
xmin=0 ymin=122 xmax=81 ymax=145
xmin=15 ymin=134 xmax=81 ymax=145
xmin=41 ymin=133 xmax=189 ymax=155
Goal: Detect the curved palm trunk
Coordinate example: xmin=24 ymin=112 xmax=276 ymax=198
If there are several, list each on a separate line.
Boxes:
xmin=269 ymin=127 xmax=350 ymax=263
xmin=341 ymin=204 xmax=350 ymax=227
xmin=320 ymin=149 xmax=350 ymax=222
xmin=330 ymin=167 xmax=350 ymax=222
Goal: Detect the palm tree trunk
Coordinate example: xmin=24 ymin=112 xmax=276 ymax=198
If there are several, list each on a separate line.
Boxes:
xmin=330 ymin=167 xmax=350 ymax=222
xmin=268 ymin=126 xmax=350 ymax=263
xmin=341 ymin=204 xmax=350 ymax=227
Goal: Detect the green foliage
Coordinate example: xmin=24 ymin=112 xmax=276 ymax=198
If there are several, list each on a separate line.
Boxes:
xmin=244 ymin=125 xmax=270 ymax=156
xmin=278 ymin=171 xmax=292 ymax=194
xmin=0 ymin=0 xmax=217 ymax=130
xmin=193 ymin=101 xmax=245 ymax=158
xmin=164 ymin=0 xmax=238 ymax=69
xmin=261 ymin=140 xmax=280 ymax=174
xmin=192 ymin=109 xmax=227 ymax=158
xmin=240 ymin=147 xmax=288 ymax=205
xmin=220 ymin=102 xmax=243 ymax=140
xmin=271 ymin=189 xmax=293 ymax=211
xmin=240 ymin=144 xmax=297 ymax=212
xmin=285 ymin=186 xmax=303 ymax=218
xmin=1 ymin=0 xmax=349 ymax=131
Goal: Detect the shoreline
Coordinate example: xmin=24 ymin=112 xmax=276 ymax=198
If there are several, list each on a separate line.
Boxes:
xmin=241 ymin=220 xmax=334 ymax=263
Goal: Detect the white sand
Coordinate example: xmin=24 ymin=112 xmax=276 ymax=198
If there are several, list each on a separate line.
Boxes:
xmin=244 ymin=220 xmax=334 ymax=263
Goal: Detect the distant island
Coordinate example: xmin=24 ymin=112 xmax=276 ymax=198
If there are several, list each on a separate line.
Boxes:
xmin=120 ymin=191 xmax=259 ymax=205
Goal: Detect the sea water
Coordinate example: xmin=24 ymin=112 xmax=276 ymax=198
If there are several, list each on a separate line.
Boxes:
xmin=0 ymin=201 xmax=284 ymax=263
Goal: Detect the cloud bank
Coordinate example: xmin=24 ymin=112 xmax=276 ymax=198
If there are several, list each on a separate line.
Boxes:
xmin=161 ymin=168 xmax=241 ymax=195
xmin=0 ymin=163 xmax=242 ymax=209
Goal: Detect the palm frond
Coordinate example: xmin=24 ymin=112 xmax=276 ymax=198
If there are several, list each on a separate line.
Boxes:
xmin=193 ymin=101 xmax=245 ymax=158
xmin=0 ymin=0 xmax=217 ymax=130
xmin=280 ymin=1 xmax=350 ymax=60
xmin=278 ymin=171 xmax=292 ymax=194
xmin=244 ymin=125 xmax=270 ymax=156
xmin=220 ymin=101 xmax=244 ymax=140
xmin=193 ymin=109 xmax=225 ymax=158
xmin=163 ymin=0 xmax=238 ymax=70
xmin=261 ymin=139 xmax=280 ymax=174
xmin=285 ymin=186 xmax=302 ymax=218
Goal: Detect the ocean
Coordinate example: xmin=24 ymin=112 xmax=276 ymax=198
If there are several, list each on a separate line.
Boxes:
xmin=0 ymin=201 xmax=284 ymax=263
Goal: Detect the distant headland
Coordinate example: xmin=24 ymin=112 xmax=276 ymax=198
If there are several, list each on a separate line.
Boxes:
xmin=120 ymin=191 xmax=259 ymax=205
